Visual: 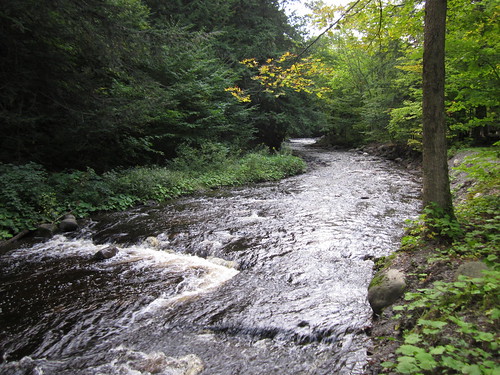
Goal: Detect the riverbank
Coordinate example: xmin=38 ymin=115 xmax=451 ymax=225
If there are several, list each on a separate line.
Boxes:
xmin=312 ymin=135 xmax=422 ymax=167
xmin=367 ymin=147 xmax=500 ymax=374
xmin=0 ymin=141 xmax=420 ymax=374
xmin=0 ymin=146 xmax=306 ymax=244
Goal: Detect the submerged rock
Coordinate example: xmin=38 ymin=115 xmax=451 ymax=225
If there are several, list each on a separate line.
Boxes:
xmin=144 ymin=236 xmax=160 ymax=248
xmin=368 ymin=269 xmax=406 ymax=315
xmin=93 ymin=246 xmax=119 ymax=261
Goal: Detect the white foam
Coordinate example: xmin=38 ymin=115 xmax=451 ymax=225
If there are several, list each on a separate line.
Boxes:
xmin=7 ymin=236 xmax=239 ymax=320
xmin=129 ymin=249 xmax=238 ymax=320
xmin=94 ymin=346 xmax=205 ymax=375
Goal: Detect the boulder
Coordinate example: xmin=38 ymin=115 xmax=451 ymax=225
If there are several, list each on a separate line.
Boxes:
xmin=93 ymin=246 xmax=119 ymax=261
xmin=368 ymin=269 xmax=406 ymax=315
xmin=455 ymin=261 xmax=488 ymax=279
xmin=59 ymin=214 xmax=79 ymax=232
xmin=36 ymin=223 xmax=58 ymax=238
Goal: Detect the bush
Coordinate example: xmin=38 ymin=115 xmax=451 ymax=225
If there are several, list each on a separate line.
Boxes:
xmin=0 ymin=163 xmax=56 ymax=238
xmin=0 ymin=149 xmax=306 ymax=241
xmin=384 ymin=147 xmax=500 ymax=375
xmin=237 ymin=151 xmax=306 ymax=182
xmin=386 ymin=271 xmax=500 ymax=375
xmin=169 ymin=142 xmax=232 ymax=173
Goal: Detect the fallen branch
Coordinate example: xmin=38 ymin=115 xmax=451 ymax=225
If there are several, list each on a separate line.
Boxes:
xmin=0 ymin=229 xmax=31 ymax=249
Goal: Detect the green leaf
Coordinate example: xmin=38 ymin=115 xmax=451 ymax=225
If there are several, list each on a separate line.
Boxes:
xmin=396 ymin=356 xmax=420 ymax=374
xmin=429 ymin=346 xmax=446 ymax=355
xmin=404 ymin=333 xmax=422 ymax=344
xmin=380 ymin=361 xmax=395 ymax=368
xmin=415 ymin=351 xmax=437 ymax=370
xmin=461 ymin=364 xmax=482 ymax=375
xmin=423 ymin=328 xmax=441 ymax=335
xmin=417 ymin=319 xmax=448 ymax=329
xmin=474 ymin=332 xmax=495 ymax=342
xmin=397 ymin=344 xmax=423 ymax=356
xmin=441 ymin=355 xmax=465 ymax=371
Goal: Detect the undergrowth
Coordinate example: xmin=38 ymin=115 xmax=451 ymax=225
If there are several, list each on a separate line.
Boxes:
xmin=0 ymin=144 xmax=306 ymax=240
xmin=383 ymin=147 xmax=500 ymax=375
xmin=385 ymin=271 xmax=500 ymax=375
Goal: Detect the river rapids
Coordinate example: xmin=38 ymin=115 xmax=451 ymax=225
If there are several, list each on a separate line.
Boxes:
xmin=0 ymin=139 xmax=421 ymax=374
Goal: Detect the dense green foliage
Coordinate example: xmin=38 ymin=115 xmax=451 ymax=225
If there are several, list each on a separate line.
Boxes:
xmin=308 ymin=0 xmax=499 ymax=149
xmin=384 ymin=148 xmax=500 ymax=374
xmin=1 ymin=0 xmax=498 ymax=164
xmin=0 ymin=147 xmax=305 ymax=240
xmin=388 ymin=272 xmax=499 ymax=374
xmin=2 ymin=0 xmax=497 ymax=172
xmin=0 ymin=0 xmax=323 ymax=170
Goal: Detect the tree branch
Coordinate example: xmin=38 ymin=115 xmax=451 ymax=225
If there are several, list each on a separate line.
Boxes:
xmin=295 ymin=0 xmax=369 ymax=60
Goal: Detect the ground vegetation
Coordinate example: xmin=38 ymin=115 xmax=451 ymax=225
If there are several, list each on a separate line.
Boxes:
xmin=0 ymin=146 xmax=305 ymax=241
xmin=368 ymin=147 xmax=499 ymax=374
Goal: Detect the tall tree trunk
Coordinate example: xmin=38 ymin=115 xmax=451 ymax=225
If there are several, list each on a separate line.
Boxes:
xmin=422 ymin=0 xmax=454 ymax=217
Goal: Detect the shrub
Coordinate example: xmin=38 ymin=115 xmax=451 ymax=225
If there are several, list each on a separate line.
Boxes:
xmin=169 ymin=142 xmax=232 ymax=173
xmin=0 ymin=150 xmax=306 ymax=241
xmin=0 ymin=163 xmax=56 ymax=238
xmin=386 ymin=271 xmax=500 ymax=375
xmin=385 ymin=147 xmax=500 ymax=375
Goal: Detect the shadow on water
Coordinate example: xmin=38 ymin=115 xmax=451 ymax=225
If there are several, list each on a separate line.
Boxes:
xmin=0 ymin=139 xmax=421 ymax=374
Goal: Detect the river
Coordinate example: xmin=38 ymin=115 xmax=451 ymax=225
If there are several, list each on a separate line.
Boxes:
xmin=0 ymin=139 xmax=421 ymax=374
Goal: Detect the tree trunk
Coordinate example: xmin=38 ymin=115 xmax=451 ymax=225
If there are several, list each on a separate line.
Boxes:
xmin=422 ymin=0 xmax=454 ymax=217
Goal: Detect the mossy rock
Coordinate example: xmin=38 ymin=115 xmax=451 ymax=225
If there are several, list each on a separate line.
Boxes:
xmin=368 ymin=269 xmax=406 ymax=315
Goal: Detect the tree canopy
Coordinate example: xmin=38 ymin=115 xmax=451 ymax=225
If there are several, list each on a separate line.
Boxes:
xmin=0 ymin=0 xmax=497 ymax=172
xmin=0 ymin=0 xmax=324 ymax=170
xmin=305 ymin=0 xmax=498 ymax=149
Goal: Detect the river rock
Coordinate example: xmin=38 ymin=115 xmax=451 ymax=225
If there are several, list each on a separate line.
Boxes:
xmin=36 ymin=223 xmax=58 ymax=238
xmin=455 ymin=261 xmax=488 ymax=279
xmin=144 ymin=236 xmax=160 ymax=248
xmin=93 ymin=246 xmax=119 ymax=261
xmin=59 ymin=214 xmax=79 ymax=232
xmin=368 ymin=268 xmax=406 ymax=315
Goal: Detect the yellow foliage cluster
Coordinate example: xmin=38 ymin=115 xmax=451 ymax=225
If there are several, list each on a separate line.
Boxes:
xmin=228 ymin=52 xmax=332 ymax=102
xmin=224 ymin=86 xmax=251 ymax=102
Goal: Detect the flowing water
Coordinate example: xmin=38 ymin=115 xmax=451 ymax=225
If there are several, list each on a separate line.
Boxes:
xmin=0 ymin=140 xmax=421 ymax=375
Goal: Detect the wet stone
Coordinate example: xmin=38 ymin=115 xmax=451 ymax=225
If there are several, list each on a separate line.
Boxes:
xmin=368 ymin=269 xmax=406 ymax=315
xmin=59 ymin=215 xmax=79 ymax=232
xmin=92 ymin=246 xmax=119 ymax=261
xmin=455 ymin=261 xmax=489 ymax=280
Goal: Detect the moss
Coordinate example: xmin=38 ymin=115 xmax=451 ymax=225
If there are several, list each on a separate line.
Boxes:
xmin=370 ymin=253 xmax=399 ymax=289
xmin=374 ymin=253 xmax=397 ymax=271
xmin=369 ymin=271 xmax=387 ymax=289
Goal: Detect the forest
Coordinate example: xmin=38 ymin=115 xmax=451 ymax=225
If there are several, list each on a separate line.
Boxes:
xmin=1 ymin=0 xmax=498 ymax=232
xmin=0 ymin=0 xmax=499 ymax=373
xmin=3 ymin=0 xmax=496 ymax=167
